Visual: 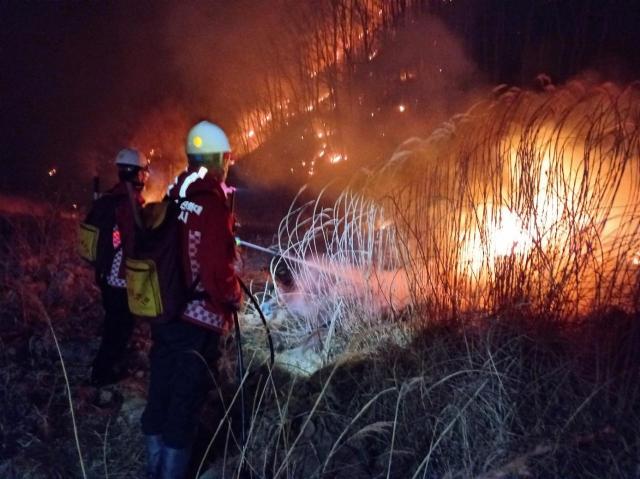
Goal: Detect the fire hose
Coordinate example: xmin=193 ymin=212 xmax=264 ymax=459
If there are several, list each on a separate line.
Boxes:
xmin=228 ymin=189 xmax=277 ymax=451
xmin=233 ymin=275 xmax=275 ymax=454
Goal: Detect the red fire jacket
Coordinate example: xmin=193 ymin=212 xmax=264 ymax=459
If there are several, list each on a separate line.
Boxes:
xmin=94 ymin=182 xmax=141 ymax=288
xmin=168 ymin=167 xmax=241 ymax=333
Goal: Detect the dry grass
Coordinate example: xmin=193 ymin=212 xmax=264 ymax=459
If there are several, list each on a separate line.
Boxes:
xmin=0 ymin=210 xmax=146 ymax=478
xmin=274 ymin=80 xmax=640 ymax=355
xmin=197 ymin=309 xmax=640 ymax=478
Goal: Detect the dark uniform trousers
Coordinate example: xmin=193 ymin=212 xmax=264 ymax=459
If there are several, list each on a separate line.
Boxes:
xmin=141 ymin=319 xmax=220 ymax=449
xmin=92 ymin=282 xmax=135 ymax=384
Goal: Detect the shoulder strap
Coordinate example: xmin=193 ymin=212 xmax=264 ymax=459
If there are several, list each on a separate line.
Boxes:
xmin=126 ymin=182 xmax=144 ymax=230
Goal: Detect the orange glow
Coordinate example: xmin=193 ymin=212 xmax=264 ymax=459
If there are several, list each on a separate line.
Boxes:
xmin=232 ymin=3 xmax=396 ymax=156
xmin=398 ymin=104 xmax=406 ymax=113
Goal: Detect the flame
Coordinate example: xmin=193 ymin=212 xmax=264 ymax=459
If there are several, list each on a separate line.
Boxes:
xmin=461 ymin=205 xmax=532 ymax=272
xmin=459 ymin=129 xmax=598 ymax=276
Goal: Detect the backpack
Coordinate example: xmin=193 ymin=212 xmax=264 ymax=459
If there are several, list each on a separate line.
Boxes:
xmin=78 ymin=193 xmax=124 ymax=277
xmin=125 ymin=199 xmax=200 ymax=322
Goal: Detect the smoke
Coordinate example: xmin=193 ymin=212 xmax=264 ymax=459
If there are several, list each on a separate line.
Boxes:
xmin=233 ymin=9 xmax=485 ymax=194
xmin=335 ymin=13 xmax=483 ymax=171
xmin=1 ymin=1 xmax=484 ymax=208
xmin=77 ymin=2 xmax=484 ymax=224
xmin=3 ymin=0 xmax=640 ymax=209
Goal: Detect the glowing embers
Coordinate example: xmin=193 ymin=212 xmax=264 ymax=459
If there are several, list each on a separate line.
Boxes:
xmin=399 ymin=69 xmax=417 ymax=82
xmin=329 ymin=153 xmax=346 ymax=164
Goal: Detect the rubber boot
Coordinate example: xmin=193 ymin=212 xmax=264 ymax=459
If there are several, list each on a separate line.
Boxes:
xmin=159 ymin=446 xmax=191 ymax=479
xmin=145 ymin=434 xmax=164 ymax=479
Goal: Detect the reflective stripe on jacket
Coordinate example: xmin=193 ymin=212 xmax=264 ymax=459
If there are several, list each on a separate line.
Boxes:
xmin=168 ymin=167 xmax=241 ymax=332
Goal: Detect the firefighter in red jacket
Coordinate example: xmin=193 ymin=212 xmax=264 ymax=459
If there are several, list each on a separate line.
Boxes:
xmin=141 ymin=121 xmax=241 ymax=479
xmin=87 ymin=148 xmax=148 ymax=386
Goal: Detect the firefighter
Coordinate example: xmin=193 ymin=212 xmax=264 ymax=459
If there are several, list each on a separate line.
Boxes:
xmin=87 ymin=148 xmax=148 ymax=387
xmin=142 ymin=121 xmax=241 ymax=479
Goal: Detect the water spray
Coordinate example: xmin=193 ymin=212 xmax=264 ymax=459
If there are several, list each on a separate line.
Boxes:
xmin=235 ymin=237 xmax=337 ymax=274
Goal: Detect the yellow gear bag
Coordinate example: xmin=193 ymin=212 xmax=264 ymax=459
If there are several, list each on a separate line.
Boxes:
xmin=78 ymin=223 xmax=99 ymax=263
xmin=125 ymin=258 xmax=163 ymax=317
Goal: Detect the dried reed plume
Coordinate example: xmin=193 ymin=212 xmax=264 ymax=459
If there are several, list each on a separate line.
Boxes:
xmin=275 ymin=80 xmax=640 ymax=352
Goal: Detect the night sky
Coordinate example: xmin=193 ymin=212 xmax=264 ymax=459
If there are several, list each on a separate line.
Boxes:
xmin=2 ymin=2 xmax=173 ymax=196
xmin=1 ymin=0 xmax=639 ymax=203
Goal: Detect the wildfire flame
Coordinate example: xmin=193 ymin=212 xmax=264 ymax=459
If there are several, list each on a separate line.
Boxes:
xmin=279 ymin=81 xmax=640 ymax=338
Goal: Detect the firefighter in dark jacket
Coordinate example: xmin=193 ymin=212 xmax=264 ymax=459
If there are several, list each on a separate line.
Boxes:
xmin=87 ymin=148 xmax=148 ymax=386
xmin=142 ymin=121 xmax=241 ymax=479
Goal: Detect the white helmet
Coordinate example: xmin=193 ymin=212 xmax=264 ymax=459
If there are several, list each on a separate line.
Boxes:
xmin=186 ymin=121 xmax=231 ymax=156
xmin=186 ymin=121 xmax=232 ymax=180
xmin=115 ymin=148 xmax=148 ymax=168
